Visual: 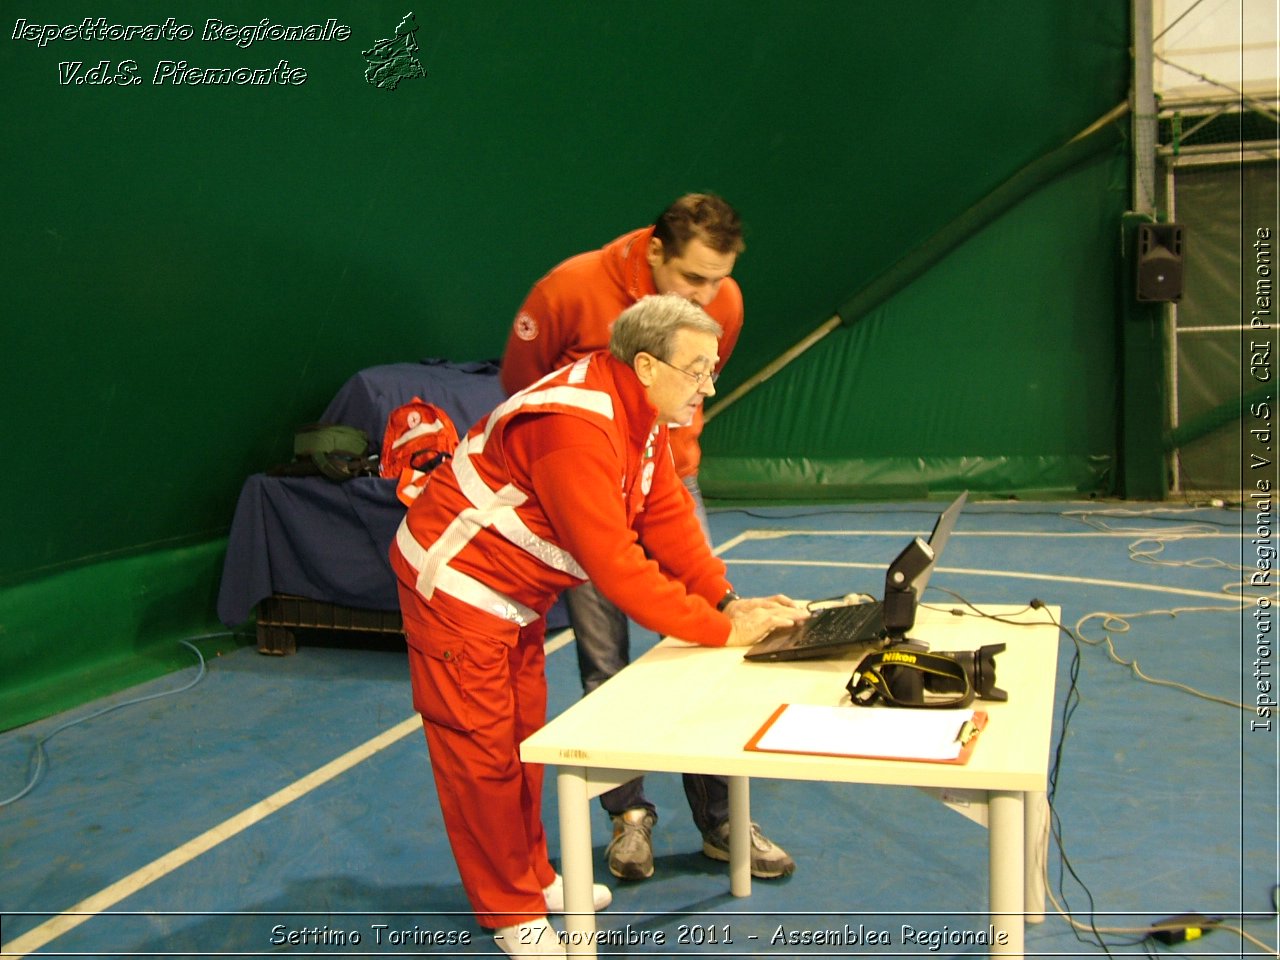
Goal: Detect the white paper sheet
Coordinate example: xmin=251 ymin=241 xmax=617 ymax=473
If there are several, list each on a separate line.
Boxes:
xmin=751 ymin=704 xmax=979 ymax=761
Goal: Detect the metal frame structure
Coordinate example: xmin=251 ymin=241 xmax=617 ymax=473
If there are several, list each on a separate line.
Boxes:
xmin=1150 ymin=0 xmax=1280 ymax=496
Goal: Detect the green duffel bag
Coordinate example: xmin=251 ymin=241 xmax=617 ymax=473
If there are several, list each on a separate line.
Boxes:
xmin=270 ymin=423 xmax=379 ymax=481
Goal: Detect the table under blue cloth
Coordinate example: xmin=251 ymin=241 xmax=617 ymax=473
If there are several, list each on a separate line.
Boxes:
xmin=217 ymin=359 xmax=565 ymax=631
xmin=319 ymin=357 xmax=504 ymax=441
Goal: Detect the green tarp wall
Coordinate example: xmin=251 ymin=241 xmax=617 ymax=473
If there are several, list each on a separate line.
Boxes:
xmin=0 ymin=1 xmax=1130 ymax=729
xmin=1171 ymin=162 xmax=1279 ymax=495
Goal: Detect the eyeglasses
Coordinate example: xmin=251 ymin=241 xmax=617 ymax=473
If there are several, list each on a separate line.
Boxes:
xmin=650 ymin=354 xmax=719 ymax=387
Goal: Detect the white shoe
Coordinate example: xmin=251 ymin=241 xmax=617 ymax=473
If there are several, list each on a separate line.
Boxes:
xmin=542 ymin=872 xmax=613 ymax=912
xmin=493 ymin=917 xmax=565 ymax=958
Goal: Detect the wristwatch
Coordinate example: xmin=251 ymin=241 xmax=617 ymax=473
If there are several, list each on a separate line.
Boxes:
xmin=716 ymin=590 xmax=740 ymax=612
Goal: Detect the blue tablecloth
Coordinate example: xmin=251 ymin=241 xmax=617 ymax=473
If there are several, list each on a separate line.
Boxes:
xmin=320 ymin=358 xmax=505 ymax=443
xmin=217 ymin=474 xmax=406 ymax=625
xmin=217 ymin=359 xmax=566 ymax=631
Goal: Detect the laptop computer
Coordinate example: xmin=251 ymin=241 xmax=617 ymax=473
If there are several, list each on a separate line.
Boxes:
xmin=743 ymin=491 xmax=968 ymax=663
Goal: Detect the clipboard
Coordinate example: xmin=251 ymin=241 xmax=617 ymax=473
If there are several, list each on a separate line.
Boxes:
xmin=745 ymin=704 xmax=988 ymax=764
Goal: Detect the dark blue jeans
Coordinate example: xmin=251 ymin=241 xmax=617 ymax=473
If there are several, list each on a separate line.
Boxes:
xmin=565 ymin=474 xmax=728 ymax=834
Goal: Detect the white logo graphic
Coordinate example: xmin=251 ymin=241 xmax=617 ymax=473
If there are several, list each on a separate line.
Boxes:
xmin=640 ymin=461 xmax=655 ymax=496
xmin=514 ymin=312 xmax=538 ymax=341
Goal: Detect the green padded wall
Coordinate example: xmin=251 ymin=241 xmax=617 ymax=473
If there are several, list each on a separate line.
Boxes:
xmin=701 ymin=148 xmax=1130 ymax=499
xmin=0 ymin=1 xmax=1130 ymax=728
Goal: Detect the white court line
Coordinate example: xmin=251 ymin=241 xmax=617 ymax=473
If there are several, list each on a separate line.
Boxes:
xmin=733 ymin=528 xmax=1236 ymax=540
xmin=9 ymin=525 xmax=1236 ymax=955
xmin=542 ymin=529 xmax=757 ymax=660
xmin=724 ymin=559 xmax=1238 ymax=603
xmin=546 ymin=528 xmax=1241 ymax=654
xmin=3 ymin=717 xmax=424 ymax=958
xmin=547 ymin=532 xmax=750 ymax=654
xmin=9 ymin=533 xmax=763 ymax=955
xmin=544 ymin=628 xmax=578 ymax=655
xmin=723 ymin=526 xmax=1240 ymax=603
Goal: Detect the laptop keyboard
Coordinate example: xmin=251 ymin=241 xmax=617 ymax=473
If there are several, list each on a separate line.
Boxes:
xmin=793 ymin=602 xmax=882 ymax=647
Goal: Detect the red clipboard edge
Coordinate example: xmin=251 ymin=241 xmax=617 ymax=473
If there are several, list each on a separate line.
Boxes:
xmin=744 ymin=705 xmax=989 ymax=765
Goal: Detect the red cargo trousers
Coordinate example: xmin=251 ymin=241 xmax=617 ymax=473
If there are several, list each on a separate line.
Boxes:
xmin=399 ymin=587 xmax=557 ymax=928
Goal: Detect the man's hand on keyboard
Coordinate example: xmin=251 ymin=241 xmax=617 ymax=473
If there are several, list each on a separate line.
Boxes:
xmin=723 ymin=595 xmax=810 ymax=647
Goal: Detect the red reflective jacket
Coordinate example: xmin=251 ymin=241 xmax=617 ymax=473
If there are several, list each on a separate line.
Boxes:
xmin=499 ymin=226 xmax=744 ymax=479
xmin=392 ymin=352 xmax=733 ymax=646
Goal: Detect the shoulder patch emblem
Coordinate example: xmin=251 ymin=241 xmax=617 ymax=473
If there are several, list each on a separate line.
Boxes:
xmin=514 ymin=312 xmax=538 ymax=341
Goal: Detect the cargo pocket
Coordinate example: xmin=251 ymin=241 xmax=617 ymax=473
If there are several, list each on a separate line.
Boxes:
xmin=409 ymin=631 xmax=513 ymax=735
xmin=409 ymin=638 xmax=479 ymax=734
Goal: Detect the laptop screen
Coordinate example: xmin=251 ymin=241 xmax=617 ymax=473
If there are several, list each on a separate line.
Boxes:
xmin=743 ymin=490 xmax=969 ymax=661
xmin=880 ymin=491 xmax=968 ymax=638
xmin=911 ymin=490 xmax=968 ymax=599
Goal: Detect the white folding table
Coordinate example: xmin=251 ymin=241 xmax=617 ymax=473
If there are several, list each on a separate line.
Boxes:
xmin=522 ymin=604 xmax=1060 ymax=957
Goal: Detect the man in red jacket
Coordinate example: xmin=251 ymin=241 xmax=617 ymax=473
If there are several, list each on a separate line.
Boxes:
xmin=500 ymin=195 xmax=796 ymax=884
xmin=395 ymin=295 xmax=807 ymax=957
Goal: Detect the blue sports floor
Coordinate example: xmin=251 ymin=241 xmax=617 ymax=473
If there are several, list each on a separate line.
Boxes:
xmin=1 ymin=500 xmax=1275 ymax=959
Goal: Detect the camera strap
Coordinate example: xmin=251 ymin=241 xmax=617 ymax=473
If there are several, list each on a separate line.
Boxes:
xmin=846 ymin=647 xmax=975 ymax=709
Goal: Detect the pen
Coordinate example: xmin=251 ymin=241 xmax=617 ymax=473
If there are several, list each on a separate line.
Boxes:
xmin=955 ymin=719 xmax=978 ymax=745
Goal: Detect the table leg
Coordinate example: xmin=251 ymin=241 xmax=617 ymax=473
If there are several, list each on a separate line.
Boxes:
xmin=557 ymin=767 xmax=597 ymax=958
xmin=1025 ymin=790 xmax=1048 ymax=923
xmin=726 ymin=776 xmax=751 ymax=898
xmin=988 ymin=790 xmax=1025 ymax=956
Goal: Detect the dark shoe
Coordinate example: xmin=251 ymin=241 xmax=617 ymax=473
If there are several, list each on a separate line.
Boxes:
xmin=701 ymin=821 xmax=796 ymax=878
xmin=606 ymin=808 xmax=656 ymax=880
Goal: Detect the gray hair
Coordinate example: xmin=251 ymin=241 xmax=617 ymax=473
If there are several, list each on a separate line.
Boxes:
xmin=608 ymin=294 xmax=723 ymax=364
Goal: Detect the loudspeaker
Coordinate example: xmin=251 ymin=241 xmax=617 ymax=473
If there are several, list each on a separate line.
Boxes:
xmin=1136 ymin=223 xmax=1184 ymax=302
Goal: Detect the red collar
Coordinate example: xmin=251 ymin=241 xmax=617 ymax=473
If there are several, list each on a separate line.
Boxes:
xmin=621 ymin=226 xmax=659 ymax=302
xmin=603 ymin=353 xmax=660 ymax=449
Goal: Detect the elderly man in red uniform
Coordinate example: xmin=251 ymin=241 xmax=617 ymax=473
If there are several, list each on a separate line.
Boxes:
xmin=394 ymin=294 xmax=807 ymax=957
xmin=500 ymin=194 xmax=796 ymax=884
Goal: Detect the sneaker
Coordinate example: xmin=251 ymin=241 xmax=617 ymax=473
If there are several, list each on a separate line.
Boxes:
xmin=493 ymin=917 xmax=565 ymax=958
xmin=542 ymin=873 xmax=613 ymax=912
xmin=701 ymin=821 xmax=796 ymax=878
xmin=606 ymin=807 xmax=656 ymax=880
